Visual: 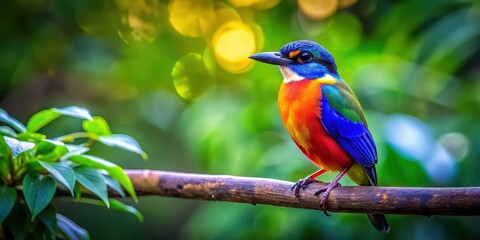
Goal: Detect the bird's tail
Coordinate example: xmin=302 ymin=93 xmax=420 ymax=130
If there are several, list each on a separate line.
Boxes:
xmin=349 ymin=164 xmax=390 ymax=232
xmin=367 ymin=213 xmax=390 ymax=232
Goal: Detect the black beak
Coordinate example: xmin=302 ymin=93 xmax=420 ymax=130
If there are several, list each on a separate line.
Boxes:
xmin=249 ymin=52 xmax=292 ymax=66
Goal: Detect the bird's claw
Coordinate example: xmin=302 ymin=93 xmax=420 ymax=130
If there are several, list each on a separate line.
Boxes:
xmin=313 ymin=182 xmax=342 ymax=216
xmin=291 ymin=177 xmax=318 ymax=198
xmin=313 ymin=182 xmax=341 ymax=196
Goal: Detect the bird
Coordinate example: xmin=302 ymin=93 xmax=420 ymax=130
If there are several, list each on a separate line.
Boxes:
xmin=249 ymin=40 xmax=389 ymax=232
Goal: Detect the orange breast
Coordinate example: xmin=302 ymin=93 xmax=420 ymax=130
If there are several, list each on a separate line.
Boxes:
xmin=278 ymin=79 xmax=353 ymax=171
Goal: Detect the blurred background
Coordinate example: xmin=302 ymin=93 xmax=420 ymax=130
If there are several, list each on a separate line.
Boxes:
xmin=1 ymin=0 xmax=480 ymax=239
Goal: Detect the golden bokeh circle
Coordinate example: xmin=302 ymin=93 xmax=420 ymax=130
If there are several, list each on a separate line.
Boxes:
xmin=229 ymin=0 xmax=281 ymax=9
xmin=338 ymin=0 xmax=358 ymax=8
xmin=168 ymin=0 xmax=215 ymax=37
xmin=203 ymin=3 xmax=242 ymax=43
xmin=298 ymin=0 xmax=338 ymax=20
xmin=212 ymin=21 xmax=257 ymax=73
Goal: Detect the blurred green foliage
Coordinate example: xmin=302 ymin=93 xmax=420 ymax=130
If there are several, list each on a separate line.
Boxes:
xmin=0 ymin=106 xmax=145 ymax=239
xmin=1 ymin=0 xmax=480 ymax=239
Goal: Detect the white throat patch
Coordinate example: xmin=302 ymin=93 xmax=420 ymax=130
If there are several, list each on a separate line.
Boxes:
xmin=279 ymin=66 xmax=303 ymax=83
xmin=279 ymin=66 xmax=337 ymax=83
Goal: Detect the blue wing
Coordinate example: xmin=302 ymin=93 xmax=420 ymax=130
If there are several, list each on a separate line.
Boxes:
xmin=320 ymin=83 xmax=378 ymax=185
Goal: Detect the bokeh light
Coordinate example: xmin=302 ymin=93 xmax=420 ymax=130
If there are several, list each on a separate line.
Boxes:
xmin=338 ymin=0 xmax=357 ymax=8
xmin=212 ymin=21 xmax=258 ymax=73
xmin=117 ymin=0 xmax=165 ymax=44
xmin=439 ymin=132 xmax=470 ymax=161
xmin=298 ymin=0 xmax=338 ymax=20
xmin=172 ymin=53 xmax=215 ymax=100
xmin=215 ymin=25 xmax=255 ymax=62
xmin=168 ymin=0 xmax=215 ymax=37
xmin=202 ymin=3 xmax=242 ymax=42
xmin=229 ymin=0 xmax=281 ymax=9
xmin=384 ymin=114 xmax=458 ymax=183
xmin=297 ymin=8 xmax=331 ymax=36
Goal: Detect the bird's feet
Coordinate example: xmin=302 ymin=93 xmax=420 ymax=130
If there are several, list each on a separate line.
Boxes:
xmin=291 ymin=177 xmax=320 ymax=198
xmin=314 ymin=182 xmax=342 ymax=216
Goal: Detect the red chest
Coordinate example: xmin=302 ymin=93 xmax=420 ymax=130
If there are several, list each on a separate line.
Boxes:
xmin=278 ymin=79 xmax=353 ymax=171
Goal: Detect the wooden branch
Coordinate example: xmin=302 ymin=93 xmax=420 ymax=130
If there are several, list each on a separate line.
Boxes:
xmin=124 ymin=170 xmax=480 ymax=216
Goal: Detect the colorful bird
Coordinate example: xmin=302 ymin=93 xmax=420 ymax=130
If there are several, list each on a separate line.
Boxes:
xmin=249 ymin=40 xmax=389 ymax=232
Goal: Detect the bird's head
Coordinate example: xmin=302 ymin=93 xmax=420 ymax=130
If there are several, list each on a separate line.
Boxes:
xmin=249 ymin=40 xmax=339 ymax=82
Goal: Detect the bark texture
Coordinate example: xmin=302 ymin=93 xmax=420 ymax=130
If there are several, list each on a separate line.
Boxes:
xmin=124 ymin=170 xmax=480 ymax=215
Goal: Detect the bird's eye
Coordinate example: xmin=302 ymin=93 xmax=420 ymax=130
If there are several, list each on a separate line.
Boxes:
xmin=298 ymin=51 xmax=312 ymax=63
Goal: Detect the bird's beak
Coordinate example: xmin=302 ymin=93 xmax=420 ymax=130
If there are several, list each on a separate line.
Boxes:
xmin=249 ymin=52 xmax=292 ymax=66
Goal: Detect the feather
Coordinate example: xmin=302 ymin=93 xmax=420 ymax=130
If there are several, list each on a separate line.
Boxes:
xmin=320 ymin=83 xmax=378 ymax=184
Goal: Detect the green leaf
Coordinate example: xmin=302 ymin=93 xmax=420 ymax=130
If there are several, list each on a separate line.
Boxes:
xmin=26 ymin=110 xmax=61 ymax=133
xmin=0 ymin=139 xmax=10 ymax=183
xmin=25 ymin=161 xmax=43 ymax=171
xmin=36 ymin=139 xmax=64 ymax=155
xmin=103 ymin=174 xmax=125 ymax=197
xmin=3 ymin=136 xmax=35 ymax=158
xmin=54 ymin=106 xmax=94 ymax=120
xmin=80 ymin=198 xmax=143 ymax=222
xmin=22 ymin=172 xmax=56 ymax=220
xmin=38 ymin=204 xmax=57 ymax=239
xmin=57 ymin=214 xmax=90 ymax=240
xmin=98 ymin=134 xmax=148 ymax=159
xmin=109 ymin=199 xmax=143 ymax=222
xmin=74 ymin=166 xmax=109 ymax=207
xmin=60 ymin=145 xmax=90 ymax=161
xmin=27 ymin=106 xmax=93 ymax=132
xmin=0 ymin=126 xmax=17 ymax=137
xmin=3 ymin=202 xmax=31 ymax=240
xmin=0 ymin=186 xmax=17 ymax=223
xmin=17 ymin=131 xmax=46 ymax=142
xmin=39 ymin=161 xmax=76 ymax=196
xmin=0 ymin=157 xmax=9 ymax=184
xmin=68 ymin=154 xmax=117 ymax=168
xmin=36 ymin=139 xmax=69 ymax=162
xmin=0 ymin=108 xmax=26 ymax=132
xmin=82 ymin=116 xmax=112 ymax=136
xmin=69 ymin=155 xmax=137 ymax=202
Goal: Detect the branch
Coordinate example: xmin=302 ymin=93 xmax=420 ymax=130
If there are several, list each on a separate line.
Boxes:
xmin=124 ymin=170 xmax=480 ymax=216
